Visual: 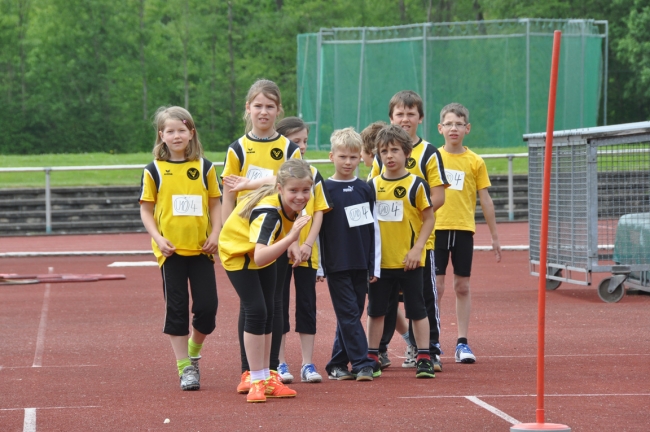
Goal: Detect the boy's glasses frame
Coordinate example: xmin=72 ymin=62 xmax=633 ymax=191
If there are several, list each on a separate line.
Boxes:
xmin=441 ymin=123 xmax=467 ymax=130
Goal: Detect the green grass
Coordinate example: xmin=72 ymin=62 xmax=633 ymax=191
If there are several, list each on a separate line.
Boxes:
xmin=0 ymin=147 xmax=528 ymax=188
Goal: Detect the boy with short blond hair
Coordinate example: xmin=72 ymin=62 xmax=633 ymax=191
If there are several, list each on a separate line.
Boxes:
xmin=435 ymin=102 xmax=501 ymax=364
xmin=321 ymin=127 xmax=381 ymax=381
xmin=367 ymin=124 xmax=436 ymax=379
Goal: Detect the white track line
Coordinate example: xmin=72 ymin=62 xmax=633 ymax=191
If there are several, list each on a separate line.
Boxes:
xmin=0 ymin=406 xmax=100 ymax=412
xmin=399 ymin=392 xmax=650 ymax=399
xmin=466 ymin=396 xmax=521 ymax=425
xmin=107 ymin=261 xmax=158 ymax=267
xmin=0 ymin=251 xmax=152 ymax=257
xmin=23 ymin=408 xmax=36 ymax=432
xmin=32 ymin=283 xmax=51 ymax=368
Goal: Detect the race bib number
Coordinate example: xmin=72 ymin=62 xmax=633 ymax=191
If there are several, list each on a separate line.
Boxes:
xmin=376 ymin=200 xmax=403 ymax=222
xmin=344 ymin=202 xmax=373 ymax=227
xmin=172 ymin=195 xmax=203 ymax=216
xmin=445 ymin=169 xmax=465 ymax=191
xmin=246 ymin=164 xmax=274 ymax=181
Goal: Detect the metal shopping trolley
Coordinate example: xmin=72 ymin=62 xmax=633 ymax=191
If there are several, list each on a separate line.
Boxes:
xmin=525 ymin=122 xmax=650 ymax=302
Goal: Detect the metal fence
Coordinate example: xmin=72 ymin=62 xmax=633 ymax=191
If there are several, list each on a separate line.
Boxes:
xmin=526 ymin=122 xmax=650 ymax=300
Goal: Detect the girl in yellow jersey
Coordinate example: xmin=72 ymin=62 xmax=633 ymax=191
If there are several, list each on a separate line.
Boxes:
xmin=140 ymin=106 xmax=221 ymax=391
xmin=219 ymin=159 xmax=312 ymax=403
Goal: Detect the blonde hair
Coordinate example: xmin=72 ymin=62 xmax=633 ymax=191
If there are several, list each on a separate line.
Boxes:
xmin=440 ymin=102 xmax=470 ymax=124
xmin=238 ymin=159 xmax=313 ymax=219
xmin=152 ymin=106 xmax=204 ymax=161
xmin=330 ymin=127 xmax=362 ymax=153
xmin=243 ymin=79 xmax=284 ymax=133
xmin=359 ymin=121 xmax=387 ymax=155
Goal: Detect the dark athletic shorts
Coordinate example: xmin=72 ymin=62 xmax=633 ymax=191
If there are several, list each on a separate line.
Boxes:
xmin=434 ymin=230 xmax=474 ymax=277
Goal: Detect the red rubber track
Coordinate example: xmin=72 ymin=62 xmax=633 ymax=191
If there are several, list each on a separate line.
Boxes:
xmin=1 ymin=223 xmax=649 ymax=431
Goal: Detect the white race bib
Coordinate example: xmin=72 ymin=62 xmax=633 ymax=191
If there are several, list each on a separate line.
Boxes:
xmin=172 ymin=195 xmax=203 ymax=216
xmin=344 ymin=202 xmax=373 ymax=227
xmin=376 ymin=200 xmax=403 ymax=222
xmin=445 ymin=169 xmax=465 ymax=191
xmin=246 ymin=164 xmax=274 ymax=181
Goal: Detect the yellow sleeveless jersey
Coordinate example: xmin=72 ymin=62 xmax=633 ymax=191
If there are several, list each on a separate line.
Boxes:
xmin=221 ymin=133 xmax=302 ymax=201
xmin=289 ymin=165 xmax=333 ymax=269
xmin=218 ymin=193 xmax=297 ymax=271
xmin=435 ymin=146 xmax=491 ymax=233
xmin=140 ymin=158 xmax=222 ymax=266
xmin=369 ymin=173 xmax=432 ymax=269
xmin=369 ymin=138 xmax=448 ymax=249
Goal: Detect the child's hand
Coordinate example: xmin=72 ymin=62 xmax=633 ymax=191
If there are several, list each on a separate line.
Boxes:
xmin=403 ymin=247 xmax=422 ymax=271
xmin=202 ymin=232 xmax=219 ymax=254
xmin=222 ymin=175 xmax=251 ymax=192
xmin=316 ymin=276 xmax=326 ymax=283
xmin=299 ymin=243 xmax=313 ymax=261
xmin=155 ymin=236 xmax=176 ymax=257
xmin=289 ymin=215 xmax=311 ymax=239
xmin=492 ymin=239 xmax=502 ymax=263
xmin=369 ymin=276 xmax=378 ymax=283
xmin=288 ymin=242 xmax=302 ymax=267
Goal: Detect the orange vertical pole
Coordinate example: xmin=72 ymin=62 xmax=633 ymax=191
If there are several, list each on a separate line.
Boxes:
xmin=536 ymin=30 xmax=562 ymax=424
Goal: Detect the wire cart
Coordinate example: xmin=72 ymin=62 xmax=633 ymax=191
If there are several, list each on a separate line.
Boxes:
xmin=525 ymin=122 xmax=650 ymax=302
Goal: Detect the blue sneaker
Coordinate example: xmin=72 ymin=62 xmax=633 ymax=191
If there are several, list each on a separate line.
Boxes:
xmin=300 ymin=363 xmax=322 ymax=383
xmin=278 ymin=362 xmax=294 ymax=383
xmin=455 ymin=343 xmax=476 ymax=364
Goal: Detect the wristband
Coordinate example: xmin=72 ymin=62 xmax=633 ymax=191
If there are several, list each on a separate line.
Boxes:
xmin=303 ymin=243 xmax=312 ymax=248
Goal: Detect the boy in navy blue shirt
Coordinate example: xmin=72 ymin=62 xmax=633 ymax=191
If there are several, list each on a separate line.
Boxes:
xmin=320 ymin=127 xmax=381 ymax=381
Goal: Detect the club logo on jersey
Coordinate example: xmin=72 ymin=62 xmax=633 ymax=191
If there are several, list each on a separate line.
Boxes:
xmin=246 ymin=147 xmax=255 ymax=154
xmin=406 ymin=157 xmax=416 ymax=169
xmin=271 ymin=148 xmax=284 ymax=160
xmin=187 ymin=168 xmax=200 ymax=180
xmin=378 ymin=187 xmax=385 ymax=193
xmin=394 ymin=186 xmax=407 ymax=198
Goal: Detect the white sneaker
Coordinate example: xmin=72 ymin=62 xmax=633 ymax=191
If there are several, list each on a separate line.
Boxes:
xmin=402 ymin=345 xmax=417 ymax=368
xmin=277 ymin=362 xmax=294 ymax=383
xmin=300 ymin=363 xmax=322 ymax=383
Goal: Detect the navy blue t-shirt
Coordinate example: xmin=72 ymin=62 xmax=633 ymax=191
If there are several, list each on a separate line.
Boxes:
xmin=320 ymin=177 xmax=380 ymax=277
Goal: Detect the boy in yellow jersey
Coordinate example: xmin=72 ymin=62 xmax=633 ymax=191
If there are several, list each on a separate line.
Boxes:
xmin=367 ymin=124 xmax=436 ymax=379
xmin=434 ymin=103 xmax=502 ymax=364
xmin=369 ymin=91 xmax=449 ymax=372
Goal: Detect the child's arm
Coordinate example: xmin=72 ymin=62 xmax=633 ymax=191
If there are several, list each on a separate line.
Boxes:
xmin=403 ymin=206 xmax=434 ymax=271
xmin=221 ymin=184 xmax=237 ymax=225
xmin=223 ymin=175 xmax=276 ymax=193
xmin=202 ymin=197 xmax=222 ymax=254
xmin=478 ymin=188 xmax=502 ymax=262
xmin=430 ymin=185 xmax=446 ymax=212
xmin=254 ymin=215 xmax=311 ymax=268
xmin=299 ymin=210 xmax=323 ymax=261
xmin=140 ymin=201 xmax=176 ymax=257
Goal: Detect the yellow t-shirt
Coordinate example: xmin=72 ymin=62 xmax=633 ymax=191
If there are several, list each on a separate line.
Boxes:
xmin=140 ymin=159 xmax=222 ymax=266
xmin=370 ymin=138 xmax=448 ymax=249
xmin=435 ymin=146 xmax=491 ymax=233
xmin=221 ymin=133 xmax=302 ymax=201
xmin=218 ymin=193 xmax=297 ymax=271
xmin=369 ymin=173 xmax=432 ymax=269
xmin=289 ymin=165 xmax=333 ymax=269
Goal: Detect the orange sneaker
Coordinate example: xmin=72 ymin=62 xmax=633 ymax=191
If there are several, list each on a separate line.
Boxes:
xmin=265 ymin=372 xmax=297 ymax=398
xmin=237 ymin=371 xmax=251 ymax=394
xmin=247 ymin=380 xmax=266 ymax=403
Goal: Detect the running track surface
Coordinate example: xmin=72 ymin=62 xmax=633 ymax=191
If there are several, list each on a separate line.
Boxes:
xmin=1 ymin=222 xmax=649 ymax=431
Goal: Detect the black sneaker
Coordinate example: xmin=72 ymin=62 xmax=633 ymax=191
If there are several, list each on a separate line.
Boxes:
xmin=328 ymin=365 xmax=354 ymax=380
xmin=378 ymin=351 xmax=391 ymax=369
xmin=371 ymin=359 xmax=382 ymax=378
xmin=415 ymin=358 xmax=435 ymax=379
xmin=355 ymin=366 xmax=374 ymax=381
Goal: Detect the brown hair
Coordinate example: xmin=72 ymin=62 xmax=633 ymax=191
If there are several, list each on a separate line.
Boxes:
xmin=439 ymin=102 xmax=470 ymax=124
xmin=238 ymin=159 xmax=313 ymax=219
xmin=152 ymin=106 xmax=204 ymax=161
xmin=360 ymin=121 xmax=387 ymax=155
xmin=375 ymin=124 xmax=413 ymax=165
xmin=388 ymin=90 xmax=424 ymax=119
xmin=243 ymin=79 xmax=284 ymax=133
xmin=276 ymin=116 xmax=309 ymax=138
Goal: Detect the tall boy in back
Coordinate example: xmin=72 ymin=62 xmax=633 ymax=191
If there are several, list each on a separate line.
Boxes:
xmin=320 ymin=127 xmax=380 ymax=381
xmin=369 ymin=91 xmax=449 ymax=372
xmin=367 ymin=124 xmax=436 ymax=379
xmin=434 ymin=103 xmax=501 ymax=364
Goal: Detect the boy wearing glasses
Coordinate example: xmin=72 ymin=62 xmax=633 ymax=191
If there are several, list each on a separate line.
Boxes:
xmin=435 ymin=103 xmax=502 ymax=364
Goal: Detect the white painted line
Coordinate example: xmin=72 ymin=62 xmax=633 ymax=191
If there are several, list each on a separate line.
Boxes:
xmin=466 ymin=396 xmax=521 ymax=425
xmin=399 ymin=392 xmax=650 ymax=399
xmin=32 ymin=283 xmax=51 ymax=368
xmin=475 ymin=245 xmax=529 ymax=251
xmin=23 ymin=408 xmax=36 ymax=432
xmin=1 ymin=406 xmax=100 ymax=412
xmin=5 ymin=364 xmax=99 ymax=370
xmin=0 ymin=251 xmax=152 ymax=258
xmin=108 ymin=261 xmax=158 ymax=267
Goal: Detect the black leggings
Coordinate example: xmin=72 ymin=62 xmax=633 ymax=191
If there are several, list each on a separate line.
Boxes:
xmin=233 ymin=253 xmax=289 ymax=372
